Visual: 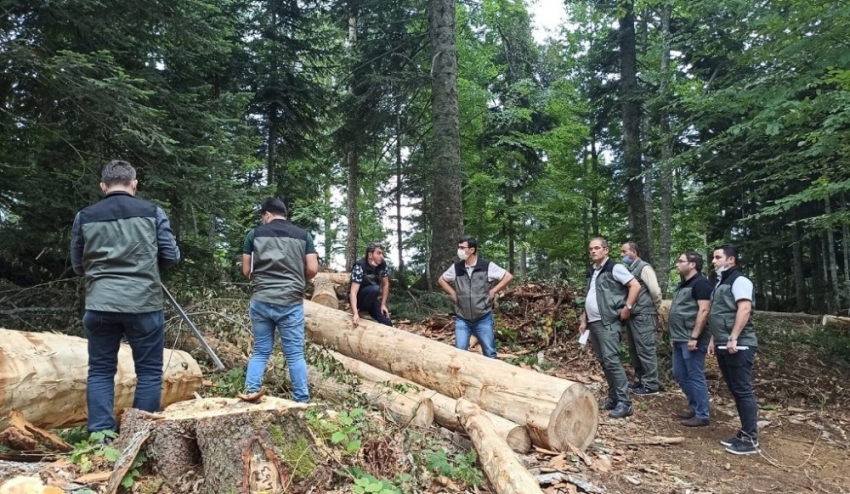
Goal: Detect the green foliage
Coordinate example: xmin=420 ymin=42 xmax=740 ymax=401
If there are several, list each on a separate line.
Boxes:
xmin=342 ymin=467 xmax=403 ymax=494
xmin=306 ymin=408 xmax=368 ymax=455
xmin=69 ymin=431 xmax=120 ymax=473
xmin=210 ymin=368 xmax=246 ymax=397
xmin=419 ymin=449 xmax=484 ymax=487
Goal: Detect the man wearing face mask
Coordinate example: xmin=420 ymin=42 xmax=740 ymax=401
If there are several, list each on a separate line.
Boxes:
xmin=71 ymin=160 xmax=181 ymax=436
xmin=239 ymin=198 xmax=319 ymax=403
xmin=438 ymin=236 xmax=513 ymax=358
xmin=710 ymin=244 xmax=759 ymax=455
xmin=619 ymin=242 xmax=663 ymax=395
xmin=349 ymin=242 xmax=393 ymax=326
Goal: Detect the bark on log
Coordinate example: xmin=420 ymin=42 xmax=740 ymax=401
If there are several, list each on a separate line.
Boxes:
xmin=306 ymin=366 xmax=434 ymax=428
xmin=303 ymin=301 xmax=598 ymax=450
xmin=822 ymin=315 xmax=850 ymax=327
xmin=310 ymin=276 xmax=340 ymax=310
xmin=117 ymin=398 xmax=332 ymax=494
xmin=0 ymin=329 xmax=203 ymax=431
xmin=456 ymin=399 xmax=543 ymax=494
xmin=313 ymin=272 xmax=350 ymax=285
xmin=326 ymin=350 xmax=530 ymax=452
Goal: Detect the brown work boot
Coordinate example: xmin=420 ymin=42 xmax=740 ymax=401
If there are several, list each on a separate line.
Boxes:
xmin=676 ymin=410 xmax=696 ymax=420
xmin=237 ymin=386 xmax=267 ymax=403
xmin=681 ymin=416 xmax=710 ymax=427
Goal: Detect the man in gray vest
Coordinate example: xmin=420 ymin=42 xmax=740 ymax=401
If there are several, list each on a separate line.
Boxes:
xmin=438 ymin=236 xmax=513 ymax=358
xmin=579 ymin=238 xmax=641 ymax=418
xmin=710 ymin=244 xmax=759 ymax=455
xmin=71 ymin=160 xmax=181 ymax=435
xmin=668 ymin=251 xmax=712 ymax=427
xmin=620 ymin=242 xmax=662 ymax=395
xmin=239 ymin=198 xmax=318 ymax=402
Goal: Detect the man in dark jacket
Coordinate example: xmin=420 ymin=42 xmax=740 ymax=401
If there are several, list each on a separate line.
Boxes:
xmin=710 ymin=244 xmax=760 ymax=455
xmin=71 ymin=160 xmax=180 ymax=435
xmin=438 ymin=236 xmax=513 ymax=358
xmin=349 ymin=243 xmax=392 ymax=326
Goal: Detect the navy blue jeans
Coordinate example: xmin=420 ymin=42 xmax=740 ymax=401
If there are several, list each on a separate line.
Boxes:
xmin=716 ymin=348 xmax=758 ymax=441
xmin=84 ymin=310 xmax=165 ymax=433
xmin=357 ymin=284 xmax=393 ymax=326
xmin=672 ymin=341 xmax=710 ymax=420
xmin=455 ymin=312 xmax=497 ymax=358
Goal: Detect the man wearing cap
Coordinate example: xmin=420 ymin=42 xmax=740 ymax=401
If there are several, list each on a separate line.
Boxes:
xmin=349 ymin=242 xmax=393 ymax=326
xmin=239 ymin=198 xmax=318 ymax=403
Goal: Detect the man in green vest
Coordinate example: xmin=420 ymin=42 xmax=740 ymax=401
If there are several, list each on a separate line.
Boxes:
xmin=239 ymin=198 xmax=319 ymax=403
xmin=620 ymin=242 xmax=662 ymax=395
xmin=710 ymin=244 xmax=759 ymax=455
xmin=579 ymin=238 xmax=642 ymax=418
xmin=668 ymin=251 xmax=712 ymax=427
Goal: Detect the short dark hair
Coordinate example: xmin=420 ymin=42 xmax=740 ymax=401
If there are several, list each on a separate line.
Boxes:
xmin=683 ymin=251 xmax=704 ymax=273
xmin=365 ymin=242 xmax=384 ymax=256
xmin=625 ymin=241 xmax=640 ymax=257
xmin=101 ymin=160 xmax=136 ymax=186
xmin=260 ymin=197 xmax=288 ymax=217
xmin=458 ymin=235 xmax=478 ymax=255
xmin=714 ymin=244 xmax=739 ymax=265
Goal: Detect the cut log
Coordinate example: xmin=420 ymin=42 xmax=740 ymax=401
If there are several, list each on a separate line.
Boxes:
xmin=303 ymin=301 xmax=598 ymax=450
xmin=325 ymin=350 xmax=530 ymax=452
xmin=0 ymin=328 xmax=203 ymax=431
xmin=822 ymin=315 xmax=850 ymax=327
xmin=659 ymin=300 xmax=826 ymax=328
xmin=311 ymin=275 xmax=340 ymax=310
xmin=313 ymin=272 xmax=350 ymax=285
xmin=117 ymin=398 xmax=332 ymax=494
xmin=456 ymin=398 xmax=543 ymax=494
xmin=306 ymin=366 xmax=434 ymax=428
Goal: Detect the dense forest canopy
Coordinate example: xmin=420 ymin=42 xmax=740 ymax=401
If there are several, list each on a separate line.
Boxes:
xmin=1 ymin=0 xmax=848 ymax=313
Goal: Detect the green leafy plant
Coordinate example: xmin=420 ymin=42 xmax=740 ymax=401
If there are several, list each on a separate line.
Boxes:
xmin=420 ymin=449 xmax=483 ymax=487
xmin=69 ymin=431 xmax=119 ymax=473
xmin=342 ymin=467 xmax=402 ymax=494
xmin=211 ymin=367 xmax=247 ymax=397
xmin=307 ymin=408 xmax=367 ymax=455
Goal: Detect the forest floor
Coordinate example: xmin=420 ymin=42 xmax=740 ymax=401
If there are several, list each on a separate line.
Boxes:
xmin=1 ymin=280 xmax=849 ymax=493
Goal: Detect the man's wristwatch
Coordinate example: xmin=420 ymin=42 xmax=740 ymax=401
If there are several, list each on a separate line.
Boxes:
xmin=689 ymin=336 xmax=699 ymax=341
xmin=625 ymin=304 xmax=633 ymax=310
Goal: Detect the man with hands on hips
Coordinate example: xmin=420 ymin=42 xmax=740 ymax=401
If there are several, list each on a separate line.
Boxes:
xmin=578 ymin=238 xmax=642 ymax=419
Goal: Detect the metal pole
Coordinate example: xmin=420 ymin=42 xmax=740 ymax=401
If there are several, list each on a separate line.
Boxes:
xmin=161 ymin=284 xmax=226 ymax=371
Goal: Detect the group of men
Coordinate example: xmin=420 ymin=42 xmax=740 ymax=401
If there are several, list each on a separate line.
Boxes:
xmin=579 ymin=238 xmax=759 ymax=456
xmin=71 ymin=160 xmax=757 ymax=458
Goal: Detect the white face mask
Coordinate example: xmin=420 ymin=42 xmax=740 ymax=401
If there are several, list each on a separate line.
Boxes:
xmin=457 ymin=249 xmax=468 ymax=260
xmin=715 ymin=264 xmax=728 ymax=274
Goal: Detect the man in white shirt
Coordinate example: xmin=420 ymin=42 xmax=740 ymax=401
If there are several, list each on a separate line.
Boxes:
xmin=578 ymin=238 xmax=642 ymax=418
xmin=438 ymin=236 xmax=513 ymax=358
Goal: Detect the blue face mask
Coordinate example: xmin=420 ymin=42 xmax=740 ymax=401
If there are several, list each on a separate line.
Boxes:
xmin=622 ymin=255 xmax=633 ymax=265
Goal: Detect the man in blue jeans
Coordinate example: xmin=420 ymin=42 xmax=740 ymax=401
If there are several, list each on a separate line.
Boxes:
xmin=668 ymin=251 xmax=712 ymax=427
xmin=710 ymin=244 xmax=759 ymax=455
xmin=239 ymin=198 xmax=318 ymax=402
xmin=438 ymin=236 xmax=513 ymax=358
xmin=71 ymin=160 xmax=180 ymax=435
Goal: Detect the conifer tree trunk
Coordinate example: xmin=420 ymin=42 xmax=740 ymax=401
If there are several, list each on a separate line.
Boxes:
xmin=657 ymin=4 xmax=674 ymax=296
xmin=792 ymin=225 xmax=807 ymax=311
xmin=427 ymin=0 xmax=464 ymax=287
xmin=344 ymin=15 xmax=359 ymax=270
xmin=825 ymin=198 xmax=840 ymax=311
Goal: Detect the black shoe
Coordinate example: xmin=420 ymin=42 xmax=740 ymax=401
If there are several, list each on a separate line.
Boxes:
xmin=632 ymin=385 xmax=659 ymax=396
xmin=628 ymin=381 xmax=642 ymax=390
xmin=720 ymin=432 xmax=743 ymax=447
xmin=681 ymin=416 xmax=710 ymax=427
xmin=609 ymin=402 xmax=633 ymax=419
xmin=601 ymin=397 xmax=618 ymax=410
xmin=675 ymin=410 xmax=696 ymax=420
xmin=725 ymin=437 xmax=759 ymax=455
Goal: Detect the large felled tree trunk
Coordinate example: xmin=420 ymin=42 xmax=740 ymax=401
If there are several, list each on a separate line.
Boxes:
xmin=427 ymin=0 xmax=464 ymax=287
xmin=0 ymin=329 xmax=203 ymax=430
xmin=326 ymin=350 xmax=530 ymax=452
xmin=303 ymin=301 xmax=598 ymax=450
xmin=118 ymin=398 xmax=332 ymax=494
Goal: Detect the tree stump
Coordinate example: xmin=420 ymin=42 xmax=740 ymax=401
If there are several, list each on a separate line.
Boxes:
xmin=118 ymin=397 xmax=332 ymax=494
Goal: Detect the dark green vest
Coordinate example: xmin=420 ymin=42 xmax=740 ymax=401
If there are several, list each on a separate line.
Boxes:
xmin=453 ymin=258 xmax=493 ymax=322
xmin=586 ymin=259 xmax=628 ymax=325
xmin=251 ymin=220 xmax=309 ymax=306
xmin=668 ymin=274 xmax=711 ymax=343
xmin=628 ymin=259 xmax=657 ymax=316
xmin=709 ymin=268 xmax=758 ymax=347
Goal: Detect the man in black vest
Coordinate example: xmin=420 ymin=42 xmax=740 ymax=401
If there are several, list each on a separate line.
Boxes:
xmin=668 ymin=251 xmax=712 ymax=427
xmin=710 ymin=244 xmax=759 ymax=455
xmin=438 ymin=236 xmax=513 ymax=358
xmin=620 ymin=242 xmax=662 ymax=395
xmin=578 ymin=238 xmax=641 ymax=418
xmin=71 ymin=160 xmax=181 ymax=435
xmin=239 ymin=198 xmax=318 ymax=403
xmin=349 ymin=242 xmax=393 ymax=326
